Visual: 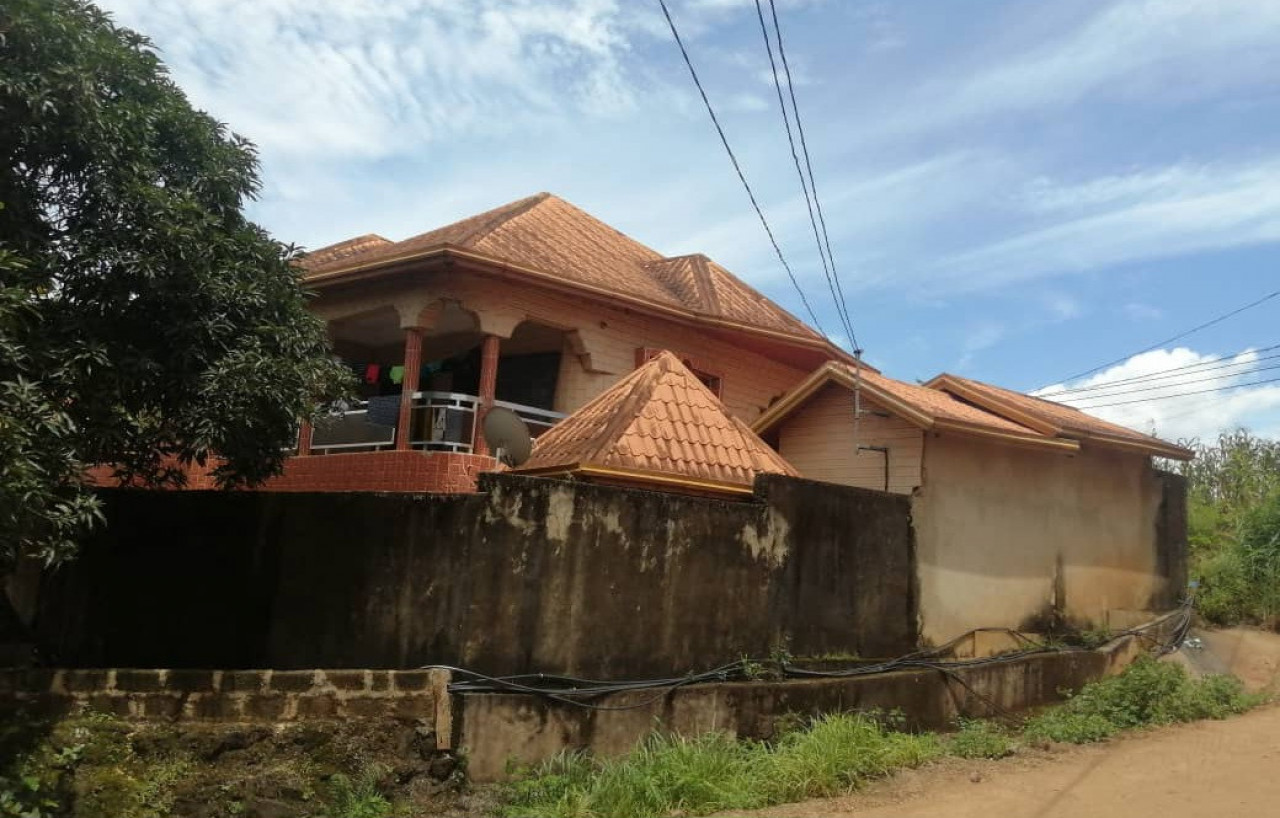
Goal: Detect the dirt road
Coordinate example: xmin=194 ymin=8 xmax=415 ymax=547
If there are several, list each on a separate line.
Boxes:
xmin=733 ymin=704 xmax=1280 ymax=818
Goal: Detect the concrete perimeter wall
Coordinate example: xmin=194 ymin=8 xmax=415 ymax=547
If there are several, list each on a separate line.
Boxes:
xmin=33 ymin=474 xmax=917 ymax=679
xmin=912 ymin=434 xmax=1186 ymax=643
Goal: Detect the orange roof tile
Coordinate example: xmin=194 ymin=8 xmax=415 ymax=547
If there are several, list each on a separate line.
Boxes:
xmin=754 ymin=362 xmax=1075 ymax=451
xmin=301 ymin=193 xmax=824 ymax=344
xmin=925 ymin=374 xmax=1193 ymax=459
xmin=514 ymin=350 xmax=799 ymax=493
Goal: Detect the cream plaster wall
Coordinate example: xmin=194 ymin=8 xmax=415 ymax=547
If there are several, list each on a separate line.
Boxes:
xmin=911 ymin=434 xmax=1165 ymax=644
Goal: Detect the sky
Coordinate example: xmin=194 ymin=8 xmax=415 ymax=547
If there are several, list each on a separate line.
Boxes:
xmin=96 ymin=0 xmax=1280 ymax=444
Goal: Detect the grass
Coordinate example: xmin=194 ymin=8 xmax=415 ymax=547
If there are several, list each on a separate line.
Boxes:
xmin=503 ymin=657 xmax=1268 ymax=818
xmin=502 ymin=714 xmax=940 ymax=818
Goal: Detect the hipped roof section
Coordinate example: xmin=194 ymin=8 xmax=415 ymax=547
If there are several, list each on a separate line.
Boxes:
xmin=512 ymin=350 xmax=800 ymax=496
xmin=925 ymin=374 xmax=1194 ymax=460
xmin=753 ymin=363 xmax=1080 ymax=453
xmin=301 ymin=192 xmax=852 ymax=361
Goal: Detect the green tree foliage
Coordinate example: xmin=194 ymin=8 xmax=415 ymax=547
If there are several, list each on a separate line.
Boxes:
xmin=1173 ymin=430 xmax=1280 ymax=624
xmin=0 ymin=0 xmax=349 ymax=564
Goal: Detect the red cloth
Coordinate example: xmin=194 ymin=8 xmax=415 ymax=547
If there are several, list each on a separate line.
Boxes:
xmin=364 ymin=363 xmax=381 ymax=384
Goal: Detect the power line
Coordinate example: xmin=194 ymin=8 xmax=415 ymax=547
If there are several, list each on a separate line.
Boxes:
xmin=1044 ymin=347 xmax=1280 ymax=398
xmin=656 ymin=0 xmax=826 ymax=336
xmin=1058 ymin=374 xmax=1280 ymax=410
xmin=1045 ymin=288 xmax=1280 ymax=387
xmin=1066 ymin=362 xmax=1280 ymax=406
xmin=752 ymin=0 xmax=847 ymax=343
xmin=754 ymin=0 xmax=859 ymax=352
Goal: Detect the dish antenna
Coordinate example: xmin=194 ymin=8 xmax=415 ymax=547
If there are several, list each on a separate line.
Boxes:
xmin=482 ymin=407 xmax=533 ymax=466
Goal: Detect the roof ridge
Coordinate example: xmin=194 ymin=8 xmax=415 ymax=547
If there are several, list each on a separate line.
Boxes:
xmin=453 ymin=192 xmax=552 ymax=247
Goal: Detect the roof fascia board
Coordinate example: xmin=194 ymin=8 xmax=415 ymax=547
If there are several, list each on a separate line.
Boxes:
xmin=753 ymin=364 xmax=933 ymax=434
xmin=931 ymin=419 xmax=1079 ymax=453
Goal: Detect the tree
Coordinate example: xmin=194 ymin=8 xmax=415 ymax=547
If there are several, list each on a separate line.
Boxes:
xmin=0 ymin=0 xmax=350 ymax=565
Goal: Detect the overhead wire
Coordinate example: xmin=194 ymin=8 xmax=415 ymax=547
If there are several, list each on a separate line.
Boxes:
xmin=1044 ymin=288 xmax=1280 ymax=388
xmin=1060 ymin=374 xmax=1280 ymax=410
xmin=753 ymin=0 xmax=859 ymax=352
xmin=1043 ymin=345 xmax=1280 ymax=397
xmin=656 ymin=0 xmax=826 ymax=336
xmin=1063 ymin=361 xmax=1280 ymax=406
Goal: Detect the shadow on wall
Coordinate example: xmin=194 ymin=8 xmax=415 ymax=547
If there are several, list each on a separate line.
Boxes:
xmin=33 ymin=475 xmax=918 ymax=678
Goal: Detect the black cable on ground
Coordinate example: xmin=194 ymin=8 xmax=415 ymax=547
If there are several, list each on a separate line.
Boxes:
xmin=422 ymin=599 xmax=1194 ymax=712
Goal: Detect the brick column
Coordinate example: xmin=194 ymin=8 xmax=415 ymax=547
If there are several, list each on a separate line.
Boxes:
xmin=473 ymin=334 xmax=501 ymax=456
xmin=396 ymin=326 xmax=424 ymax=451
xmin=296 ymin=421 xmax=313 ymax=457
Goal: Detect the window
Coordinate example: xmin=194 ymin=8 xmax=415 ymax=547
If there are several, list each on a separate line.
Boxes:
xmin=634 ymin=347 xmax=723 ymax=399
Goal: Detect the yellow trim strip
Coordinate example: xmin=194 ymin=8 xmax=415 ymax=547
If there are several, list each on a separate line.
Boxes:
xmin=514 ymin=461 xmax=755 ymax=496
xmin=932 ymin=420 xmax=1080 ymax=452
xmin=1080 ymin=431 xmax=1194 ymax=460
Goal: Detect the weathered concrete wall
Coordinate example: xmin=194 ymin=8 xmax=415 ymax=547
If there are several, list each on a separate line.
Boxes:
xmin=456 ymin=612 xmax=1184 ymax=781
xmin=912 ymin=434 xmax=1177 ymax=643
xmin=34 ymin=474 xmax=916 ymax=678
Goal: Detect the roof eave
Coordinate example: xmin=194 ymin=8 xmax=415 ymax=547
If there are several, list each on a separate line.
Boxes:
xmin=302 ymin=245 xmax=853 ymax=364
xmin=753 ymin=363 xmax=933 ymax=435
xmin=924 ymin=375 xmax=1064 ymax=436
xmin=930 ymin=419 xmax=1080 ymax=453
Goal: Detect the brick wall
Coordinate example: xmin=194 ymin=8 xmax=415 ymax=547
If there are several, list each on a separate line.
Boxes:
xmin=88 ymin=451 xmax=497 ymax=494
xmin=0 ymin=668 xmax=453 ymax=747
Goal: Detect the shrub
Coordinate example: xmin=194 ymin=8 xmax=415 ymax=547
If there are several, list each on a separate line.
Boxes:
xmin=325 ymin=765 xmax=393 ymax=818
xmin=1022 ymin=657 xmax=1263 ymax=744
xmin=948 ymin=719 xmax=1014 ymax=759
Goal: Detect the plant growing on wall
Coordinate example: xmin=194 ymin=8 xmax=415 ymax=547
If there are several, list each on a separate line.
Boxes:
xmin=0 ymin=0 xmax=351 ymax=564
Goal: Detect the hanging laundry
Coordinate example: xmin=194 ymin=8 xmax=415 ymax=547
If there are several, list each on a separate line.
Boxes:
xmin=388 ymin=365 xmax=406 ymax=385
xmin=364 ymin=363 xmax=381 ymax=384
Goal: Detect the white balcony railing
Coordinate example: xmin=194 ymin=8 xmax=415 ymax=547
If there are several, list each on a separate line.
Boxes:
xmin=309 ymin=391 xmax=565 ymax=455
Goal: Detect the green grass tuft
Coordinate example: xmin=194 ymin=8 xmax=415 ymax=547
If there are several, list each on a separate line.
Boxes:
xmin=947 ymin=719 xmax=1014 ymax=759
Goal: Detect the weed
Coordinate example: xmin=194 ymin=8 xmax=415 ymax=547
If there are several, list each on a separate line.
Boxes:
xmin=947 ymin=719 xmax=1014 ymax=759
xmin=1023 ymin=656 xmax=1263 ymax=743
xmin=325 ymin=764 xmax=393 ymax=818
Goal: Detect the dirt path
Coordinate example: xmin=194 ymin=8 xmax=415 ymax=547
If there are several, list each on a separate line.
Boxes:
xmin=727 ymin=704 xmax=1280 ymax=818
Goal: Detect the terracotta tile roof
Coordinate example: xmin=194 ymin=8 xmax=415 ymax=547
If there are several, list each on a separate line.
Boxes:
xmin=926 ymin=374 xmax=1193 ymax=459
xmin=514 ymin=350 xmax=800 ymax=492
xmin=304 ymin=234 xmax=392 ymax=268
xmin=856 ymin=369 xmax=1045 ymax=435
xmin=753 ymin=362 xmax=1071 ymax=451
xmin=300 ymin=193 xmax=824 ymax=343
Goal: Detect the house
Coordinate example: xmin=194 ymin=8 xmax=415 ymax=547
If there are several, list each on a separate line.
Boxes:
xmin=272 ymin=192 xmax=850 ymax=493
xmin=752 ymin=361 xmax=1193 ymax=643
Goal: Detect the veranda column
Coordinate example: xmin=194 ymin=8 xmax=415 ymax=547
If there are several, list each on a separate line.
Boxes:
xmin=396 ymin=326 xmax=425 ymax=451
xmin=296 ymin=421 xmax=313 ymax=456
xmin=473 ymin=334 xmax=501 ymax=456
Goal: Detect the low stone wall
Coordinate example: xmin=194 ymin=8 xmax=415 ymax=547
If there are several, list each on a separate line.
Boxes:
xmin=0 ymin=668 xmax=453 ymax=748
xmin=456 ymin=612 xmax=1185 ymax=780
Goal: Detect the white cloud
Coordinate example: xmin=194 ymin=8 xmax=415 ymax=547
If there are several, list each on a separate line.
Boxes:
xmin=918 ymin=0 xmax=1280 ymax=127
xmin=100 ymin=0 xmax=653 ymax=161
xmin=1035 ymin=347 xmax=1280 ymax=443
xmin=936 ymin=158 xmax=1280 ymax=291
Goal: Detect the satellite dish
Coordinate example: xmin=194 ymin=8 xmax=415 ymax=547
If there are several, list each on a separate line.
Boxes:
xmin=482 ymin=407 xmax=533 ymax=466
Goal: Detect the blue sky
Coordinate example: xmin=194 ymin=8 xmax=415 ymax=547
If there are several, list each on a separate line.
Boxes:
xmin=99 ymin=0 xmax=1280 ymax=443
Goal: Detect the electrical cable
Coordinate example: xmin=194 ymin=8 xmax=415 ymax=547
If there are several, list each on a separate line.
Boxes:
xmin=753 ymin=0 xmax=859 ymax=352
xmin=1059 ymin=374 xmax=1280 ymax=410
xmin=1063 ymin=362 xmax=1280 ymax=406
xmin=424 ymin=600 xmax=1194 ymax=712
xmin=1044 ymin=289 xmax=1280 ymax=388
xmin=1042 ymin=345 xmax=1280 ymax=397
xmin=656 ymin=0 xmax=826 ymax=336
